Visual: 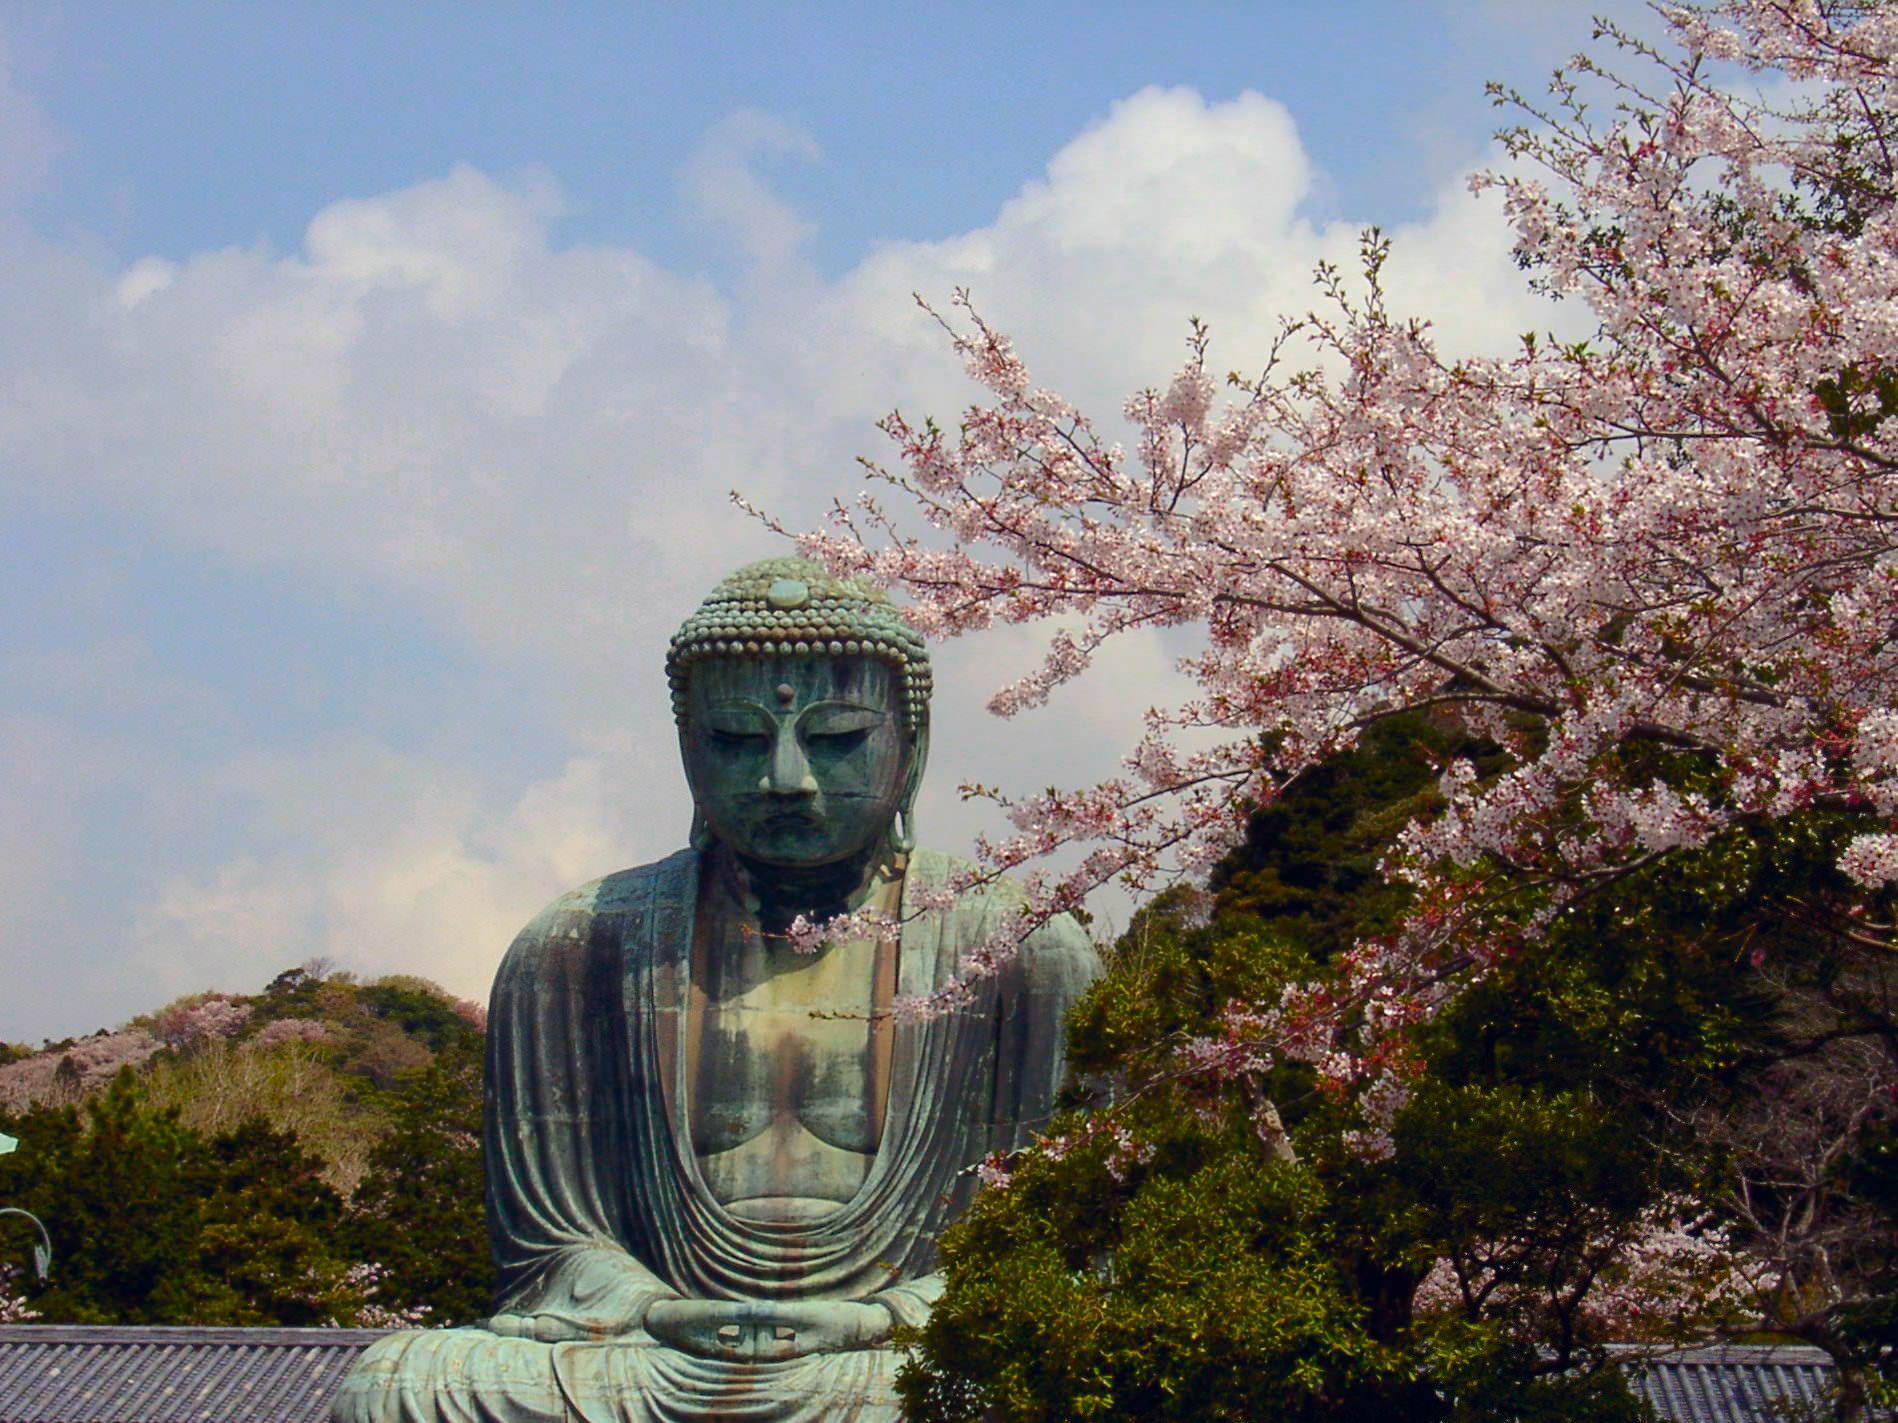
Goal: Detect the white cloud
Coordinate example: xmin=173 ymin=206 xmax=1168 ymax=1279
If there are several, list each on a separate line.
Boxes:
xmin=821 ymin=86 xmax=1561 ymax=426
xmin=116 ymin=256 xmax=176 ymax=309
xmin=129 ymin=739 xmax=668 ymax=1007
xmin=681 ymin=111 xmax=823 ymax=279
xmin=0 ymin=84 xmax=1563 ymax=1037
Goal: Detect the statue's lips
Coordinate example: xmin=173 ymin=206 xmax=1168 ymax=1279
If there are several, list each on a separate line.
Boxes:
xmin=753 ymin=809 xmax=822 ymax=833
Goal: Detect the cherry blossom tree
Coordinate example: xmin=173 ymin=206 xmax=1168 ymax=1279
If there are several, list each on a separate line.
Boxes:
xmin=783 ymin=0 xmax=1898 ymax=1156
xmin=330 ymin=1262 xmax=433 ymax=1330
xmin=0 ymin=1265 xmax=41 ymax=1324
xmin=1412 ymin=1199 xmax=1758 ymax=1339
xmin=148 ymin=994 xmax=253 ymax=1051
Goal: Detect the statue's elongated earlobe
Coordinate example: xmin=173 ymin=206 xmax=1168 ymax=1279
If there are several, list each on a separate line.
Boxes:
xmin=890 ymin=724 xmax=929 ymax=856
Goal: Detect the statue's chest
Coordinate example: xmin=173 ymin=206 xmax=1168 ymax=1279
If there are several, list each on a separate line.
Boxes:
xmin=685 ymin=908 xmax=895 ymax=1170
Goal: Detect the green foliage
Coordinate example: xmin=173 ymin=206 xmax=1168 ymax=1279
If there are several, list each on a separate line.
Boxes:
xmin=0 ymin=966 xmax=494 ymax=1327
xmin=909 ymin=718 xmax=1683 ymax=1418
xmin=1814 ymin=363 xmax=1898 ymax=445
xmin=903 ymin=1109 xmax=1416 ymax=1423
xmin=341 ymin=1043 xmax=491 ymax=1325
xmin=1365 ymin=1081 xmax=1663 ymax=1358
xmin=1208 ymin=714 xmax=1497 ymax=962
xmin=1067 ymin=903 xmax=1316 ymax=1100
xmin=906 ymin=1073 xmax=1658 ymax=1421
xmin=0 ymin=1071 xmax=362 ymax=1325
xmin=912 ymin=695 xmax=1898 ymax=1416
xmin=186 ymin=1119 xmax=359 ymax=1326
xmin=1 ymin=1075 xmax=207 ymax=1323
xmin=355 ymin=977 xmax=485 ymax=1059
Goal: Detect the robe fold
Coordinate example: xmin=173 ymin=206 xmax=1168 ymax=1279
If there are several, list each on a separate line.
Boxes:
xmin=333 ymin=847 xmax=1097 ymax=1423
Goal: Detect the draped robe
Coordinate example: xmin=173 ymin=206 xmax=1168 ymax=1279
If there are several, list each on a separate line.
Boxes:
xmin=333 ymin=847 xmax=1097 ymax=1423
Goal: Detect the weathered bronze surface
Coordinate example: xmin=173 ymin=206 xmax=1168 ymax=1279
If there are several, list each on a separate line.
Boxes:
xmin=333 ymin=558 xmax=1097 ymax=1422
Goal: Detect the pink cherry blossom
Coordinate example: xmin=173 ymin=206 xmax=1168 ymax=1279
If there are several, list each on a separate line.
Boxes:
xmin=249 ymin=1018 xmax=334 ymax=1052
xmin=328 ymin=1262 xmax=433 ymax=1330
xmin=151 ymin=995 xmax=253 ymax=1050
xmin=783 ymin=908 xmax=903 ymax=955
xmin=762 ymin=1 xmax=1898 ymax=1149
xmin=1413 ymin=1198 xmax=1756 ymax=1338
xmin=0 ymin=1265 xmax=39 ymax=1324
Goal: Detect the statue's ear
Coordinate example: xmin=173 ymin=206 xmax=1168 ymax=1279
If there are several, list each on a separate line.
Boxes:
xmin=681 ymin=723 xmax=716 ymax=850
xmin=893 ymin=721 xmax=929 ymax=854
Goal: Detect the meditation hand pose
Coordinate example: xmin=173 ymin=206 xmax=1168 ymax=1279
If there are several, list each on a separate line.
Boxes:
xmin=335 ymin=558 xmax=1098 ymax=1423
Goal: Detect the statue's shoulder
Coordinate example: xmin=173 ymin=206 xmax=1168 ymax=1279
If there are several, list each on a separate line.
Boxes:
xmin=907 ymin=847 xmax=1099 ymax=984
xmin=503 ymin=849 xmax=698 ymax=962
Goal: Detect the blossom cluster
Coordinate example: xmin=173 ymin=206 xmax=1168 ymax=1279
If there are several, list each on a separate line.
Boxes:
xmin=151 ymin=995 xmax=253 ymax=1050
xmin=0 ymin=1265 xmax=39 ymax=1324
xmin=1413 ymin=1198 xmax=1756 ymax=1340
xmin=784 ymin=908 xmax=903 ymax=955
xmin=447 ymin=997 xmax=487 ymax=1031
xmin=329 ymin=1261 xmax=433 ymax=1330
xmin=0 ymin=1029 xmax=164 ymax=1111
xmin=972 ymin=1111 xmax=1159 ymax=1192
xmin=248 ymin=1017 xmax=334 ymax=1052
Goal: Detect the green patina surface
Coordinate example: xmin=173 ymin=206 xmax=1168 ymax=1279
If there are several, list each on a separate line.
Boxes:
xmin=333 ymin=558 xmax=1097 ymax=1423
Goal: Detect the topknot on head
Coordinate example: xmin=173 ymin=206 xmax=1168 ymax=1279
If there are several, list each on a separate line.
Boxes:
xmin=666 ymin=557 xmax=933 ymax=733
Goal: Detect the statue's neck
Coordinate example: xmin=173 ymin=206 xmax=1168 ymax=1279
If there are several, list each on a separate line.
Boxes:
xmin=710 ymin=841 xmax=900 ymax=940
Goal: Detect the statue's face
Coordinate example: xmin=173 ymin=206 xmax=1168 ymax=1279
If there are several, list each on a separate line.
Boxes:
xmin=682 ymin=655 xmax=913 ymax=867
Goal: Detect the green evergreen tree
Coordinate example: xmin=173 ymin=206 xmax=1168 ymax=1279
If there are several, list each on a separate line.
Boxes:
xmin=342 ymin=1042 xmax=491 ymax=1325
xmin=0 ymin=1071 xmax=366 ymax=1325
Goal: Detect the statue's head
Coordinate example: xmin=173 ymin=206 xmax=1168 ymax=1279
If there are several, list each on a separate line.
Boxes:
xmin=668 ymin=557 xmax=931 ymax=869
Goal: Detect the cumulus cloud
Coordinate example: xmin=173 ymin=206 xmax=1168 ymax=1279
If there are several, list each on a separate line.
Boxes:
xmin=127 ymin=740 xmax=660 ymax=1006
xmin=816 ymin=87 xmax=1561 ymax=427
xmin=682 ymin=111 xmax=823 ymax=278
xmin=0 ymin=164 xmax=746 ymax=659
xmin=0 ymin=84 xmax=1561 ymax=1038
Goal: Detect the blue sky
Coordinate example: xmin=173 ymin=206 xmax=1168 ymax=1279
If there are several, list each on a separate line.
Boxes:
xmin=0 ymin=1 xmax=1646 ymax=1041
xmin=20 ymin=3 xmax=1570 ymax=271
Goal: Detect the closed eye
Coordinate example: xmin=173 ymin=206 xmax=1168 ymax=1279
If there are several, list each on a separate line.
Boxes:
xmin=805 ymin=728 xmax=870 ymax=755
xmin=709 ymin=730 xmax=769 ymax=754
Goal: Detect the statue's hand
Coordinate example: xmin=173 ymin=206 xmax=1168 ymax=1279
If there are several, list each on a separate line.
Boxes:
xmin=644 ymin=1299 xmax=893 ymax=1361
xmin=487 ymin=1253 xmax=671 ymax=1343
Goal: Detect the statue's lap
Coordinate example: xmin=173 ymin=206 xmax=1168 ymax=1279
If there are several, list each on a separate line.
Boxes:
xmin=333 ymin=1326 xmax=905 ymax=1423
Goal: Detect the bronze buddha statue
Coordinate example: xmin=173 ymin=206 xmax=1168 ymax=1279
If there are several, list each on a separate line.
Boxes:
xmin=334 ymin=557 xmax=1097 ymax=1422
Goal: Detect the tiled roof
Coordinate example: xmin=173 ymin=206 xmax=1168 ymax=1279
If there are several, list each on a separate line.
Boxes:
xmin=0 ymin=1329 xmax=1875 ymax=1423
xmin=0 ymin=1325 xmax=389 ymax=1423
xmin=1625 ymin=1345 xmax=1883 ymax=1423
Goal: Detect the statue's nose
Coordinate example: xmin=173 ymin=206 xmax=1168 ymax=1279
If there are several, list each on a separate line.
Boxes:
xmin=760 ymin=727 xmax=819 ymax=797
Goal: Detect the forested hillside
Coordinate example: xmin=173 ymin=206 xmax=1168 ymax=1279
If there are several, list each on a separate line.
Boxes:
xmin=0 ymin=964 xmax=489 ymax=1327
